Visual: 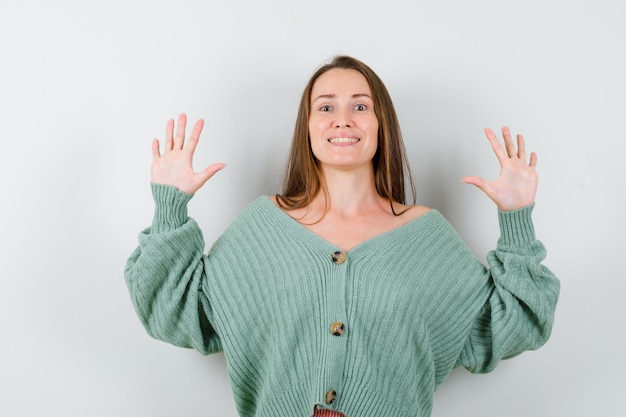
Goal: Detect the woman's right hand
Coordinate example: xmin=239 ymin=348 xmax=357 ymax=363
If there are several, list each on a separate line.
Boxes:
xmin=151 ymin=113 xmax=225 ymax=195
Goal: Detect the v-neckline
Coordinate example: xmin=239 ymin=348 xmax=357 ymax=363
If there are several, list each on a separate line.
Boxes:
xmin=256 ymin=196 xmax=439 ymax=255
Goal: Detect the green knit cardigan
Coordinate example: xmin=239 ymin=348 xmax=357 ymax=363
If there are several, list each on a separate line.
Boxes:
xmin=125 ymin=184 xmax=560 ymax=417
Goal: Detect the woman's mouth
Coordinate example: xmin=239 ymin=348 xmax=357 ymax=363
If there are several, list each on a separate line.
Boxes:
xmin=328 ymin=137 xmax=360 ymax=144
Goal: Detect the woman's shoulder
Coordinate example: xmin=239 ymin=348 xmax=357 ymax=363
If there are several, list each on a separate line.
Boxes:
xmin=267 ymin=194 xmax=280 ymax=206
xmin=393 ymin=202 xmax=431 ymax=223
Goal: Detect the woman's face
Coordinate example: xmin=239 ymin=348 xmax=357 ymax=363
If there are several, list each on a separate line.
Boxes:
xmin=308 ymin=68 xmax=379 ymax=172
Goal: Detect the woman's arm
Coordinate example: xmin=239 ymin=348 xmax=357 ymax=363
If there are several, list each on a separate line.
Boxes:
xmin=124 ymin=114 xmax=226 ymax=354
xmin=457 ymin=127 xmax=560 ymax=372
xmin=456 ymin=204 xmax=560 ymax=373
xmin=125 ymin=184 xmax=222 ymax=354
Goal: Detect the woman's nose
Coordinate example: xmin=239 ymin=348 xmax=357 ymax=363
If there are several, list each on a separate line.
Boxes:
xmin=335 ymin=108 xmax=352 ymax=128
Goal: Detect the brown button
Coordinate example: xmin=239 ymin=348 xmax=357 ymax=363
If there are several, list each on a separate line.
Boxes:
xmin=325 ymin=390 xmax=337 ymax=405
xmin=332 ymin=251 xmax=346 ymax=264
xmin=330 ymin=322 xmax=345 ymax=336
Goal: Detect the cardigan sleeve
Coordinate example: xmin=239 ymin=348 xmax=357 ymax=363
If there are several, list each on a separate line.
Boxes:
xmin=124 ymin=183 xmax=222 ymax=355
xmin=456 ymin=204 xmax=560 ymax=373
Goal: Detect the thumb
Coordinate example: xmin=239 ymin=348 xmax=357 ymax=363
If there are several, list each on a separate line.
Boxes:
xmin=461 ymin=176 xmax=496 ymax=202
xmin=460 ymin=176 xmax=485 ymax=189
xmin=197 ymin=162 xmax=227 ymax=185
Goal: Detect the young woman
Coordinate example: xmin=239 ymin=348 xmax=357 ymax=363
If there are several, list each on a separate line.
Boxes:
xmin=125 ymin=56 xmax=559 ymax=417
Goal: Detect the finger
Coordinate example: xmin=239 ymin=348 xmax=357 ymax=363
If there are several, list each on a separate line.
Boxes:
xmin=502 ymin=126 xmax=516 ymax=158
xmin=185 ymin=118 xmax=205 ymax=153
xmin=152 ymin=138 xmax=161 ymax=160
xmin=462 ymin=176 xmax=497 ymax=204
xmin=164 ymin=118 xmax=175 ymax=152
xmin=174 ymin=113 xmax=187 ymax=149
xmin=529 ymin=151 xmax=538 ymax=168
xmin=484 ymin=128 xmax=508 ymax=162
xmin=461 ymin=175 xmax=485 ymax=188
xmin=196 ymin=163 xmax=227 ymax=189
xmin=517 ymin=133 xmax=527 ymax=161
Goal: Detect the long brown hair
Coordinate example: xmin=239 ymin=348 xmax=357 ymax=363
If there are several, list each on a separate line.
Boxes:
xmin=276 ymin=55 xmax=416 ymax=215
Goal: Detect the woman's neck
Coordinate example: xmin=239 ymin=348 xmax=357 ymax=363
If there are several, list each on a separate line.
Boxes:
xmin=314 ymin=165 xmax=384 ymax=218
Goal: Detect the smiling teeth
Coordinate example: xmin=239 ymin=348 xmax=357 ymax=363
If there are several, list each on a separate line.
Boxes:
xmin=329 ymin=137 xmax=360 ymax=143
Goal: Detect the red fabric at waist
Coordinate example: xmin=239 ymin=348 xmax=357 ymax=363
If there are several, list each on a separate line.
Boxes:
xmin=312 ymin=404 xmax=346 ymax=417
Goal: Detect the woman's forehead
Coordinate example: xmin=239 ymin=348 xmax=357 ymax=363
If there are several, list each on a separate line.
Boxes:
xmin=311 ymin=68 xmax=371 ymax=98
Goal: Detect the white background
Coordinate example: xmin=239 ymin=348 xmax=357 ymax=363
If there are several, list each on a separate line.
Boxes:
xmin=1 ymin=0 xmax=624 ymax=416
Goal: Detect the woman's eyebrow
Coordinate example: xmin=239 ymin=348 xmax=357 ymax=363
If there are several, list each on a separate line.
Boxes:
xmin=312 ymin=93 xmax=372 ymax=102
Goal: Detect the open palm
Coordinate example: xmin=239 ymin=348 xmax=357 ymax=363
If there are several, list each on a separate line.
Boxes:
xmin=462 ymin=127 xmax=538 ymax=211
xmin=151 ymin=113 xmax=225 ymax=195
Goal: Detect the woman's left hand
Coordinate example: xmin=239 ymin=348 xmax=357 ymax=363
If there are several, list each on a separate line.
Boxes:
xmin=462 ymin=127 xmax=538 ymax=211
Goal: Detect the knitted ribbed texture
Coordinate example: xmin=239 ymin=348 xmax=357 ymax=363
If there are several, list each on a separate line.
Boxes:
xmin=125 ymin=184 xmax=560 ymax=417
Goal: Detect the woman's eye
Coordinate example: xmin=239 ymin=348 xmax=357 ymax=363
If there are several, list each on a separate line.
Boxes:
xmin=320 ymin=105 xmax=332 ymax=112
xmin=354 ymin=104 xmax=367 ymax=111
